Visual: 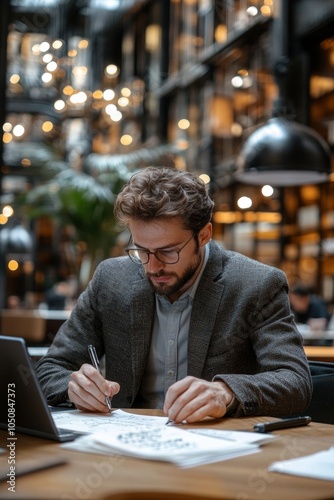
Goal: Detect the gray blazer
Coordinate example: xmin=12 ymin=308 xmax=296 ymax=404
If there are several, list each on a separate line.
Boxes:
xmin=35 ymin=240 xmax=312 ymax=417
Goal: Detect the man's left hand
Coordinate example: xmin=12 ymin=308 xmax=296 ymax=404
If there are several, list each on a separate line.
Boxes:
xmin=163 ymin=375 xmax=234 ymax=423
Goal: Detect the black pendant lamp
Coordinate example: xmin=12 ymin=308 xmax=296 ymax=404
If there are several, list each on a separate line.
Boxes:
xmin=236 ymin=116 xmax=331 ymax=186
xmin=236 ymin=1 xmax=331 ymax=187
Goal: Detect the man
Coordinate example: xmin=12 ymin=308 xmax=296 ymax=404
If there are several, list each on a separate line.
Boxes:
xmin=35 ymin=167 xmax=312 ymax=423
xmin=289 ymin=283 xmax=329 ymax=327
xmin=290 ymin=283 xmax=330 ymax=346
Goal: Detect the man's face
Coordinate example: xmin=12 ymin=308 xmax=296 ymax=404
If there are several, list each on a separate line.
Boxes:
xmin=289 ymin=293 xmax=310 ymax=313
xmin=128 ymin=218 xmax=212 ymax=302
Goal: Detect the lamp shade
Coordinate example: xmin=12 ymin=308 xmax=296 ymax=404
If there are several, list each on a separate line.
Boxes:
xmin=0 ymin=225 xmax=34 ymax=255
xmin=236 ymin=117 xmax=332 ymax=186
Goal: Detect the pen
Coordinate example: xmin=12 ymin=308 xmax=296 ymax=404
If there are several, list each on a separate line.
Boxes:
xmin=88 ymin=345 xmax=112 ymax=412
xmin=253 ymin=415 xmax=312 ymax=433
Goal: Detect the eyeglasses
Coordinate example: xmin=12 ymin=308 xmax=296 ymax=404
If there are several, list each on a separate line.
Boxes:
xmin=125 ymin=234 xmax=195 ymax=265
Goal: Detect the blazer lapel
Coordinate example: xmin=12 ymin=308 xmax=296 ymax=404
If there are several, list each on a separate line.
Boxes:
xmin=130 ymin=271 xmax=155 ymax=394
xmin=188 ymin=243 xmax=226 ymax=376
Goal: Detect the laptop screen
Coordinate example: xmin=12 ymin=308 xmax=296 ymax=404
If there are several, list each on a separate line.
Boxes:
xmin=0 ymin=335 xmax=78 ymax=441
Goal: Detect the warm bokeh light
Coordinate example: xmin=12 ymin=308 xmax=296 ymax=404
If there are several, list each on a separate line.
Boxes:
xmin=93 ymin=89 xmax=103 ymax=99
xmin=121 ymin=87 xmax=131 ymax=97
xmin=42 ymin=53 xmax=53 ymax=63
xmin=42 ymin=121 xmax=54 ymax=133
xmin=31 ymin=44 xmax=41 ymax=54
xmin=145 ymin=24 xmax=161 ymax=52
xmin=231 ymin=123 xmax=243 ymax=136
xmin=262 ymin=185 xmax=274 ymax=197
xmin=214 ymin=211 xmax=281 ymax=224
xmin=39 ymin=41 xmax=50 ymax=52
xmin=214 ymin=211 xmax=243 ymax=224
xmin=176 ymin=138 xmax=189 ymax=150
xmin=109 ymin=110 xmax=122 ymax=122
xmin=41 ymin=72 xmax=53 ymax=83
xmin=68 ymin=49 xmax=77 ymax=57
xmin=214 ymin=24 xmax=227 ymax=44
xmin=103 ymin=89 xmax=115 ymax=101
xmin=69 ymin=91 xmax=87 ymax=104
xmin=199 ymin=174 xmax=210 ymax=184
xmin=246 ymin=6 xmax=258 ymax=16
xmin=52 ymin=40 xmax=63 ymax=49
xmin=178 ymin=119 xmax=190 ymax=130
xmin=12 ymin=124 xmax=25 ymax=137
xmin=78 ymin=39 xmax=89 ymax=49
xmin=261 ymin=5 xmax=272 ymax=16
xmin=63 ymin=85 xmax=74 ymax=95
xmin=72 ymin=66 xmax=88 ymax=77
xmin=237 ymin=196 xmax=252 ymax=209
xmin=0 ymin=214 xmax=8 ymax=224
xmin=105 ymin=64 xmax=119 ymax=76
xmin=2 ymin=205 xmax=14 ymax=217
xmin=8 ymin=260 xmax=19 ymax=271
xmin=3 ymin=122 xmax=12 ymax=132
xmin=10 ymin=74 xmax=20 ymax=84
xmin=244 ymin=212 xmax=282 ymax=223
xmin=54 ymin=99 xmax=66 ymax=111
xmin=105 ymin=104 xmax=117 ymax=115
xmin=118 ymin=97 xmax=129 ymax=107
xmin=21 ymin=158 xmax=31 ymax=167
xmin=46 ymin=61 xmax=58 ymax=72
xmin=120 ymin=134 xmax=133 ymax=145
xmin=23 ymin=261 xmax=34 ymax=274
xmin=3 ymin=132 xmax=12 ymax=143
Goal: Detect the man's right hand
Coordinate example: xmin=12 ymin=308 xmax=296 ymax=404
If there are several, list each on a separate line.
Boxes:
xmin=68 ymin=363 xmax=120 ymax=412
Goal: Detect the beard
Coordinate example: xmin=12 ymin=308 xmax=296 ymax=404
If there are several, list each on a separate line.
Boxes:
xmin=146 ymin=250 xmax=202 ymax=298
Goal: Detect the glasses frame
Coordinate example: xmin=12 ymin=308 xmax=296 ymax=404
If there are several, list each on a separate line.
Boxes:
xmin=125 ymin=233 xmax=195 ymax=265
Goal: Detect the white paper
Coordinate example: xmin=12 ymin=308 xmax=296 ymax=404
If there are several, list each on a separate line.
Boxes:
xmin=52 ymin=409 xmax=168 ymax=433
xmin=269 ymin=447 xmax=334 ymax=481
xmin=188 ymin=428 xmax=277 ymax=446
xmin=62 ymin=424 xmax=259 ymax=467
xmin=54 ymin=410 xmax=278 ymax=468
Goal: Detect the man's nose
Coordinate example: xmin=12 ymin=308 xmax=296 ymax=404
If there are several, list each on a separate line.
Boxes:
xmin=146 ymin=253 xmax=164 ymax=273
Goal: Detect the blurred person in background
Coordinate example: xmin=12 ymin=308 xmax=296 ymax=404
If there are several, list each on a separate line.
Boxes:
xmin=44 ymin=279 xmax=76 ymax=311
xmin=6 ymin=295 xmax=21 ymax=309
xmin=289 ymin=283 xmax=330 ymax=345
xmin=289 ymin=283 xmax=329 ymax=327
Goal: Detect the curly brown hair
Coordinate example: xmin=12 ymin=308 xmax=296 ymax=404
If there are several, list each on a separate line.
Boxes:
xmin=114 ymin=166 xmax=214 ymax=233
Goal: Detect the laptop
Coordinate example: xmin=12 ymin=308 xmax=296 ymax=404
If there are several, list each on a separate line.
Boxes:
xmin=0 ymin=335 xmax=83 ymax=442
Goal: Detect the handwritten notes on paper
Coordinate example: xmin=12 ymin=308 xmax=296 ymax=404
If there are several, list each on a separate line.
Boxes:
xmin=53 ymin=410 xmax=270 ymax=467
xmin=70 ymin=425 xmax=258 ymax=467
xmin=52 ymin=408 xmax=167 ymax=433
xmin=52 ymin=410 xmax=334 ymax=473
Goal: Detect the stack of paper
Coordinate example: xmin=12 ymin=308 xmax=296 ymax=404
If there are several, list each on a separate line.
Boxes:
xmin=55 ymin=410 xmax=276 ymax=468
xmin=63 ymin=424 xmax=259 ymax=467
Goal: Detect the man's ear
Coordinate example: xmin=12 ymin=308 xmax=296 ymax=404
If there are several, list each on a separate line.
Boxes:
xmin=198 ymin=222 xmax=212 ymax=247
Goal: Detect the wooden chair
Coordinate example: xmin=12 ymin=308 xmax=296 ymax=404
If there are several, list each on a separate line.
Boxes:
xmin=0 ymin=309 xmax=46 ymax=343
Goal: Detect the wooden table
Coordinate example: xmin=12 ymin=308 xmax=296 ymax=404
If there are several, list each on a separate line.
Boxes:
xmin=1 ymin=410 xmax=334 ymax=500
xmin=304 ymin=345 xmax=334 ymax=362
